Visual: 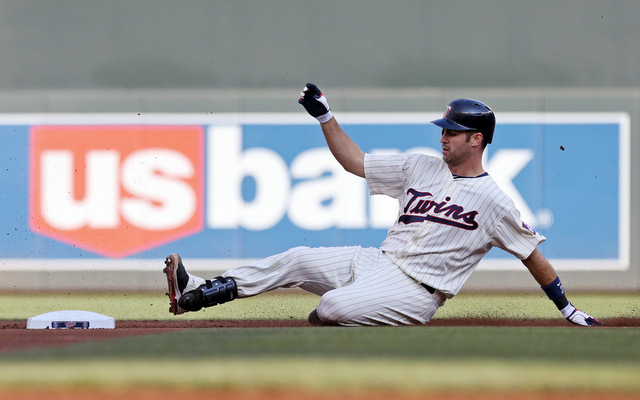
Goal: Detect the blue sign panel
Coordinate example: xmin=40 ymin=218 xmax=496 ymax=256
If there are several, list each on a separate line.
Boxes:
xmin=0 ymin=113 xmax=629 ymax=271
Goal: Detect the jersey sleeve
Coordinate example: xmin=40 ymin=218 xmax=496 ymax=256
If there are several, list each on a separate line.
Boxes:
xmin=365 ymin=153 xmax=413 ymax=199
xmin=491 ymin=207 xmax=546 ymax=260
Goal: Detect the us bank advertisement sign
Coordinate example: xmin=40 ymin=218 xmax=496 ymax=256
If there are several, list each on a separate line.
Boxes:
xmin=0 ymin=113 xmax=629 ymax=271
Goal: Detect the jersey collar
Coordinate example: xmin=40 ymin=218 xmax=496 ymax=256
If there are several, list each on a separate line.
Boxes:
xmin=452 ymin=172 xmax=489 ymax=179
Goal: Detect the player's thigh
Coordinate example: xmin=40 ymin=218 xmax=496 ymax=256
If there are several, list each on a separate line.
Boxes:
xmin=316 ymin=262 xmax=443 ymax=326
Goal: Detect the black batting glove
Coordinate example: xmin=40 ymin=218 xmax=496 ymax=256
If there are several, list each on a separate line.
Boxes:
xmin=298 ymin=83 xmax=333 ymax=123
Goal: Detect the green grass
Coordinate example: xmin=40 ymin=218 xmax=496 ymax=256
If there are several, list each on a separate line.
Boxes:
xmin=1 ymin=291 xmax=639 ymax=393
xmin=1 ymin=326 xmax=639 ymax=391
xmin=2 ymin=358 xmax=638 ymax=392
xmin=6 ymin=325 xmax=640 ymax=362
xmin=2 ymin=291 xmax=639 ymax=321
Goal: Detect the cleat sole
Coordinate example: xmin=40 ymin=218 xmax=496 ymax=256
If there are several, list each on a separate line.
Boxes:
xmin=163 ymin=253 xmax=187 ymax=315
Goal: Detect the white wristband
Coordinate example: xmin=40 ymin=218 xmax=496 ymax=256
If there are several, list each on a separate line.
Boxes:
xmin=316 ymin=110 xmax=333 ymax=124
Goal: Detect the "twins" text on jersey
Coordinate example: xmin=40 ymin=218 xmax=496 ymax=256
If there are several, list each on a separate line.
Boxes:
xmin=399 ymin=188 xmax=479 ymax=230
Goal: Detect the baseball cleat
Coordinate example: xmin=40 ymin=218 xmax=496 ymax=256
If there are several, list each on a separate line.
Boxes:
xmin=163 ymin=253 xmax=190 ymax=315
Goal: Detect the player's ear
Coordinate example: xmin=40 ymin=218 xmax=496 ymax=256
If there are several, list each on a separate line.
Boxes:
xmin=471 ymin=132 xmax=483 ymax=147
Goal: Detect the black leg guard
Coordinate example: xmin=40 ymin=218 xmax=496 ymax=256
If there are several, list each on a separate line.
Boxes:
xmin=177 ymin=276 xmax=238 ymax=312
xmin=201 ymin=276 xmax=238 ymax=306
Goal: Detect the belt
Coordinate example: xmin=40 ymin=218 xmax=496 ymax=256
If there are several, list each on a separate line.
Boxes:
xmin=421 ymin=283 xmax=436 ymax=294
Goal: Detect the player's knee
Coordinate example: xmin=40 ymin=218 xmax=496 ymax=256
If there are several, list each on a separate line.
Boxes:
xmin=314 ymin=305 xmax=339 ymax=325
xmin=316 ymin=291 xmax=353 ymax=326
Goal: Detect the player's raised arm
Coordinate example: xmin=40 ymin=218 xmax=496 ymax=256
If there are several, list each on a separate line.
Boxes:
xmin=298 ymin=83 xmax=365 ymax=178
xmin=522 ymin=248 xmax=603 ymax=327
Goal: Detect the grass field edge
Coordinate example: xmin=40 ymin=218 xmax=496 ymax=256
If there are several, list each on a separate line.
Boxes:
xmin=0 ymin=358 xmax=638 ymax=392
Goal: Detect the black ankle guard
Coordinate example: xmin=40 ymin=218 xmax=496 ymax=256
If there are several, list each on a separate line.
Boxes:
xmin=200 ymin=276 xmax=238 ymax=307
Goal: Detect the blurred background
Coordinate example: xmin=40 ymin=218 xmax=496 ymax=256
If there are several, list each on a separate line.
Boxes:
xmin=0 ymin=1 xmax=638 ymax=291
xmin=1 ymin=0 xmax=639 ymax=112
xmin=1 ymin=1 xmax=639 ymax=91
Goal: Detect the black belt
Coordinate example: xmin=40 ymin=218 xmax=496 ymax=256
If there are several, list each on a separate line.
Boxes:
xmin=421 ymin=283 xmax=436 ymax=294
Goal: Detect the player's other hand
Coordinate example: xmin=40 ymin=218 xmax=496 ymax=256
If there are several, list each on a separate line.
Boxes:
xmin=562 ymin=303 xmax=603 ymax=326
xmin=298 ymin=83 xmax=333 ymax=123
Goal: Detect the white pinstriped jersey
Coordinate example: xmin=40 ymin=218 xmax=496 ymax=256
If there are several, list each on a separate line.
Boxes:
xmin=365 ymin=153 xmax=545 ymax=296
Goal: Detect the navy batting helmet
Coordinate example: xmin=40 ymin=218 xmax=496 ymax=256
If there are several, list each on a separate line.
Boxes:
xmin=431 ymin=99 xmax=495 ymax=144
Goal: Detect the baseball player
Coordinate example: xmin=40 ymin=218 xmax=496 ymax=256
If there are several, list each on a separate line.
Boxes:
xmin=163 ymin=83 xmax=602 ymax=327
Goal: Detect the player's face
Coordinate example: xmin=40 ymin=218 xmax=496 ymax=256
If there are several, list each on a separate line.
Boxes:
xmin=440 ymin=129 xmax=472 ymax=166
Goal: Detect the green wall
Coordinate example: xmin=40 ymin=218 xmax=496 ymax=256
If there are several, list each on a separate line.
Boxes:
xmin=1 ymin=1 xmax=638 ymax=90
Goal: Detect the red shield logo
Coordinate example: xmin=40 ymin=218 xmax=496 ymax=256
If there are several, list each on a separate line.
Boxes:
xmin=29 ymin=125 xmax=204 ymax=258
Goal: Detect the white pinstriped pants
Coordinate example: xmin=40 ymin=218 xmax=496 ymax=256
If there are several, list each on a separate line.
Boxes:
xmin=223 ymin=246 xmax=446 ymax=326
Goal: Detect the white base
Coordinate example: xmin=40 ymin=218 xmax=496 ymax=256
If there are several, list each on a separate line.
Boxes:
xmin=27 ymin=310 xmax=115 ymax=329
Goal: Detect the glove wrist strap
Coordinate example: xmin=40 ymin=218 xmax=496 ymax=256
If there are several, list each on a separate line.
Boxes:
xmin=560 ymin=302 xmax=576 ymax=319
xmin=316 ymin=110 xmax=333 ymax=124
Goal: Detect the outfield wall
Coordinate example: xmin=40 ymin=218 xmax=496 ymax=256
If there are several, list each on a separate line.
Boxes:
xmin=0 ymin=87 xmax=638 ymax=292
